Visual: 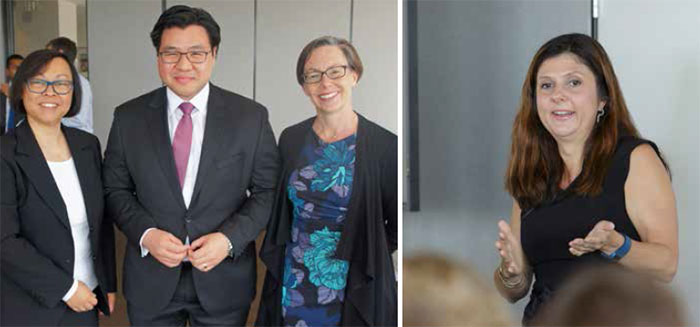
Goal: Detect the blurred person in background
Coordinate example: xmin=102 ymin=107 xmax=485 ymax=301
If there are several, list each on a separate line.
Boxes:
xmin=1 ymin=54 xmax=25 ymax=134
xmin=47 ymin=37 xmax=93 ymax=133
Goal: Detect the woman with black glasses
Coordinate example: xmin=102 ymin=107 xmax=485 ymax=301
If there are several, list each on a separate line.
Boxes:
xmin=257 ymin=36 xmax=397 ymax=327
xmin=1 ymin=49 xmax=116 ymax=326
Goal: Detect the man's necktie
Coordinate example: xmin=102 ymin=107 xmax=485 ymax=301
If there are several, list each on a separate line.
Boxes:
xmin=172 ymin=102 xmax=194 ymax=188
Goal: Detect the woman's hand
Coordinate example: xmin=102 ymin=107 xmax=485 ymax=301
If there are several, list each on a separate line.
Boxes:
xmin=99 ymin=292 xmax=117 ymax=316
xmin=568 ymin=220 xmax=624 ymax=256
xmin=65 ymin=281 xmax=97 ymax=312
xmin=495 ymin=220 xmax=526 ymax=279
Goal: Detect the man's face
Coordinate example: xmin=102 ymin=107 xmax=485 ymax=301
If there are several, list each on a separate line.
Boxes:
xmin=157 ymin=25 xmax=216 ymax=100
xmin=6 ymin=58 xmax=22 ymax=81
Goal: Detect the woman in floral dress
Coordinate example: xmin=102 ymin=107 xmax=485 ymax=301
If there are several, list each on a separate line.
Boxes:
xmin=257 ymin=36 xmax=398 ymax=327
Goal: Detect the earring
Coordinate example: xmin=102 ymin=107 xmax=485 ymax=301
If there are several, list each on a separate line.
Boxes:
xmin=596 ymin=108 xmax=605 ymax=123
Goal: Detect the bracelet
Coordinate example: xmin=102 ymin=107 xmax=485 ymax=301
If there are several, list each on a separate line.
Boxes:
xmin=498 ymin=265 xmax=524 ymax=289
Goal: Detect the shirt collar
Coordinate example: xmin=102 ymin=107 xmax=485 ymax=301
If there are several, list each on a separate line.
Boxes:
xmin=166 ymin=82 xmax=210 ymax=116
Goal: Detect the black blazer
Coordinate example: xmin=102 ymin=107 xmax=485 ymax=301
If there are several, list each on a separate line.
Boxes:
xmin=257 ymin=114 xmax=398 ymax=326
xmin=0 ymin=123 xmax=117 ymax=326
xmin=103 ymin=84 xmax=280 ymax=314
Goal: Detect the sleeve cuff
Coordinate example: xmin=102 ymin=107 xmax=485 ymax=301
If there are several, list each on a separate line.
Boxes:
xmin=62 ymin=280 xmax=79 ymax=302
xmin=139 ymin=228 xmax=156 ymax=257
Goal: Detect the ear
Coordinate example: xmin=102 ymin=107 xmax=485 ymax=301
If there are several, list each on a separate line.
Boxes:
xmin=302 ymin=84 xmax=311 ymax=97
xmin=212 ymin=46 xmax=218 ymax=60
xmin=351 ymin=70 xmax=359 ymax=87
xmin=598 ymin=98 xmax=607 ymax=111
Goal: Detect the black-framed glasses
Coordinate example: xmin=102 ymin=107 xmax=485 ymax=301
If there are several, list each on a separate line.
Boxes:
xmin=158 ymin=50 xmax=212 ymax=64
xmin=26 ymin=79 xmax=73 ymax=95
xmin=303 ymin=65 xmax=348 ymax=84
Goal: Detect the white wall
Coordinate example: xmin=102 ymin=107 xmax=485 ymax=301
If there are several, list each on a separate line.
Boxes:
xmin=12 ymin=0 xmax=59 ymax=56
xmin=57 ymin=0 xmax=77 ymax=44
xmin=598 ymin=0 xmax=700 ymax=324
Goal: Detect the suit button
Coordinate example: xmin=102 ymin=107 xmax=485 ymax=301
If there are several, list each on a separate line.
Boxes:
xmin=185 ymin=217 xmax=192 ymax=223
xmin=89 ymin=226 xmax=95 ymax=232
xmin=92 ymin=255 xmax=97 ymax=260
xmin=65 ymin=259 xmax=71 ymax=263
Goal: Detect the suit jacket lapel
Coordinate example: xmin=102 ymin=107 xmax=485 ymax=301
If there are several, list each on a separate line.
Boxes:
xmin=146 ymin=88 xmax=186 ymax=210
xmin=190 ymin=85 xmax=227 ymax=206
xmin=64 ymin=127 xmax=97 ymax=229
xmin=14 ymin=123 xmax=70 ymax=229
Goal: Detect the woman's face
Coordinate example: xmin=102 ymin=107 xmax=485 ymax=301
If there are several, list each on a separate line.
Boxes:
xmin=22 ymin=58 xmax=73 ymax=127
xmin=301 ymin=45 xmax=358 ymax=115
xmin=535 ymin=53 xmax=606 ymax=144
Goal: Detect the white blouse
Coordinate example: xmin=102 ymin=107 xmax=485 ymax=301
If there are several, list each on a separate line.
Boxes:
xmin=47 ymin=158 xmax=98 ymax=301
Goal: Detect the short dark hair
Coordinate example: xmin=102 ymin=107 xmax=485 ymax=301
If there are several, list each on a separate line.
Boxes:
xmin=150 ymin=5 xmax=221 ymax=55
xmin=46 ymin=37 xmax=78 ymax=63
xmin=296 ymin=36 xmax=364 ymax=85
xmin=6 ymin=54 xmax=24 ymax=68
xmin=10 ymin=50 xmax=82 ymax=118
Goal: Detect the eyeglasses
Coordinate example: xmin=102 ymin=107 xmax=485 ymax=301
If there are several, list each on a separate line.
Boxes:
xmin=26 ymin=79 xmax=73 ymax=95
xmin=158 ymin=50 xmax=212 ymax=64
xmin=302 ymin=65 xmax=348 ymax=84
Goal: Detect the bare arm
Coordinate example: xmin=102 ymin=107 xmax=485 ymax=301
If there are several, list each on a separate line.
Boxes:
xmin=569 ymin=144 xmax=678 ymax=282
xmin=494 ymin=199 xmax=533 ymax=302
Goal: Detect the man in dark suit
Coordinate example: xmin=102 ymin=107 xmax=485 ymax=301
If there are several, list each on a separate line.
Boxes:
xmin=102 ymin=6 xmax=279 ymax=326
xmin=1 ymin=54 xmax=24 ymax=135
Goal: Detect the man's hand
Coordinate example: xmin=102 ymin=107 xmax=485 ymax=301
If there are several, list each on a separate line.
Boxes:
xmin=142 ymin=229 xmax=189 ymax=267
xmin=189 ymin=232 xmax=231 ymax=272
xmin=1 ymin=83 xmax=9 ymax=97
xmin=65 ymin=281 xmax=97 ymax=312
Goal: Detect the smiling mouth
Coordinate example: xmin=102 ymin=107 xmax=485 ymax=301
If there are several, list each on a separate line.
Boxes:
xmin=39 ymin=103 xmax=59 ymax=108
xmin=319 ymin=91 xmax=338 ymax=100
xmin=174 ymin=77 xmax=194 ymax=83
xmin=552 ymin=110 xmax=574 ymax=117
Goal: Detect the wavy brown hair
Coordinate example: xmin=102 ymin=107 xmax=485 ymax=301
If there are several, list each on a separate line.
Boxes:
xmin=506 ymin=33 xmax=642 ymax=210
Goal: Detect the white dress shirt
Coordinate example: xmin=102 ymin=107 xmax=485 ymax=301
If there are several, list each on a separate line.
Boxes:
xmin=62 ymin=73 xmax=93 ymax=133
xmin=139 ymin=83 xmax=209 ymax=257
xmin=47 ymin=158 xmax=98 ymax=301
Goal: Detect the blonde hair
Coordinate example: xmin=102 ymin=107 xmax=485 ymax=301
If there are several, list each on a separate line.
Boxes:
xmin=404 ymin=254 xmax=512 ymax=326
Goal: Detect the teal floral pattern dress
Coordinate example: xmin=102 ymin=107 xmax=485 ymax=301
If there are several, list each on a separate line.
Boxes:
xmin=281 ymin=131 xmax=356 ymax=327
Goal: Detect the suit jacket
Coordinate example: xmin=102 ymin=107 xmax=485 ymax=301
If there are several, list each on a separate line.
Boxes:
xmin=0 ymin=123 xmax=117 ymax=326
xmin=103 ymin=84 xmax=280 ymax=314
xmin=1 ymin=94 xmax=6 ymax=135
xmin=257 ymin=114 xmax=398 ymax=326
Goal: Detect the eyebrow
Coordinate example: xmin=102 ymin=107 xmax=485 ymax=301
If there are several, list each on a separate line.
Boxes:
xmin=537 ymin=70 xmax=585 ymax=80
xmin=161 ymin=45 xmax=207 ymax=51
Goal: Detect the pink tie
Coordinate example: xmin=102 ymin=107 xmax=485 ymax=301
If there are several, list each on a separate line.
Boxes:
xmin=173 ymin=102 xmax=194 ymax=188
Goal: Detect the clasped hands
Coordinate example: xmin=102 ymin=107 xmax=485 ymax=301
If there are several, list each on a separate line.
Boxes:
xmin=142 ymin=229 xmax=230 ymax=271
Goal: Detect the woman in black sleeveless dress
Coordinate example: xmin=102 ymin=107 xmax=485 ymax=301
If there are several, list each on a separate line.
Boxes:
xmin=493 ymin=33 xmax=678 ymax=325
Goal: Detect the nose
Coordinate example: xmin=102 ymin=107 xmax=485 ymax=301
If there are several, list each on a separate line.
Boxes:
xmin=175 ymin=55 xmax=193 ymax=71
xmin=319 ymin=73 xmax=333 ymax=86
xmin=42 ymin=84 xmax=57 ymax=96
xmin=551 ymin=85 xmax=566 ymax=103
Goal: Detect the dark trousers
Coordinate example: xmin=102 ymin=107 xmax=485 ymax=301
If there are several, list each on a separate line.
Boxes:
xmin=58 ymin=308 xmax=98 ymax=326
xmin=127 ymin=264 xmax=249 ymax=327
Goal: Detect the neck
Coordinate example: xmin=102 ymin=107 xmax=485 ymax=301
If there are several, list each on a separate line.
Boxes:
xmin=314 ymin=108 xmax=357 ymax=141
xmin=28 ymin=118 xmax=63 ymax=150
xmin=557 ymin=140 xmax=585 ymax=184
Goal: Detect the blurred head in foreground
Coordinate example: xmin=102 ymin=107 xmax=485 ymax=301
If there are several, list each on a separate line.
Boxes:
xmin=404 ymin=253 xmax=511 ymax=326
xmin=533 ymin=264 xmax=686 ymax=326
